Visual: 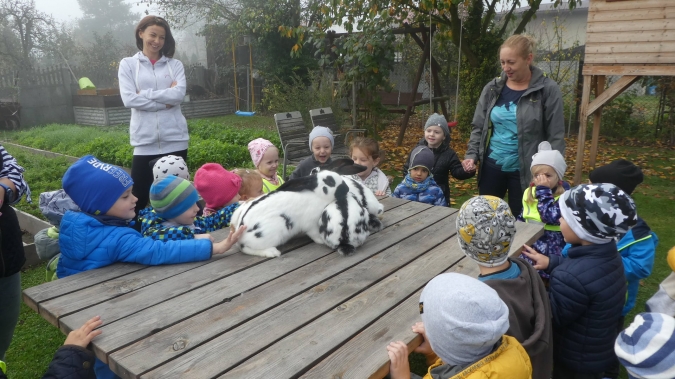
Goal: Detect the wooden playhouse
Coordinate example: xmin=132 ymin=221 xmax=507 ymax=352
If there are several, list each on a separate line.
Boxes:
xmin=574 ymin=0 xmax=675 ymax=184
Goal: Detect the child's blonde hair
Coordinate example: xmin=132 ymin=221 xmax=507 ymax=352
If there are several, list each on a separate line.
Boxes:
xmin=233 ymin=169 xmax=263 ymax=196
xmin=526 ymin=164 xmax=565 ymax=203
xmin=349 ymin=137 xmax=385 ymax=163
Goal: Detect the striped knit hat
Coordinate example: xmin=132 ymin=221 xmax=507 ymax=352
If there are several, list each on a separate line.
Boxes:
xmin=149 ymin=176 xmax=199 ymax=220
xmin=615 ymin=312 xmax=675 ymax=379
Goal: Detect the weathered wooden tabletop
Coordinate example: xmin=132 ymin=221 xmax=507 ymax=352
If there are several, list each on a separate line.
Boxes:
xmin=23 ymin=196 xmax=543 ymax=379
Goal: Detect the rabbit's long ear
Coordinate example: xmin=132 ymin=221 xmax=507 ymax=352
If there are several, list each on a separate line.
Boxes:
xmin=322 ymin=158 xmax=367 ymax=175
xmin=276 ymin=175 xmax=319 ymax=193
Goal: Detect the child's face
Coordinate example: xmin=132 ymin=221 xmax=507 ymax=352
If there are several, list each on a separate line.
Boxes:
xmin=311 ymin=137 xmax=333 ymax=163
xmin=532 ymin=166 xmax=559 ymax=189
xmin=170 ymin=202 xmax=200 ymax=226
xmin=560 ymin=216 xmax=582 ymax=244
xmin=410 ymin=167 xmax=429 ymax=182
xmin=351 ymin=147 xmax=380 ymax=179
xmin=258 ymin=147 xmax=279 ymax=178
xmin=106 ymin=187 xmax=137 ymax=220
xmin=424 ymin=125 xmax=445 ymax=148
xmin=240 ymin=180 xmax=264 ymax=201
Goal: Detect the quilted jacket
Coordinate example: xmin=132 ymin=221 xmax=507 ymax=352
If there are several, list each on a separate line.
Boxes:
xmin=546 ymin=242 xmax=626 ymax=374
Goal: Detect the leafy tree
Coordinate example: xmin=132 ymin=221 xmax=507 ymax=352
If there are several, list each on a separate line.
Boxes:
xmin=0 ymin=0 xmax=60 ymax=69
xmin=75 ymin=0 xmax=139 ymax=45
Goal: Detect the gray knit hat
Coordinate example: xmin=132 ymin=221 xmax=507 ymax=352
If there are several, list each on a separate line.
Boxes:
xmin=559 ymin=183 xmax=637 ymax=244
xmin=456 ymin=196 xmax=516 ymax=267
xmin=424 ymin=113 xmax=450 ymax=141
xmin=409 ymin=146 xmax=435 ymax=173
xmin=531 ymin=141 xmax=566 ymax=180
xmin=308 ymin=126 xmax=334 ymax=150
xmin=420 ymin=273 xmax=510 ymax=366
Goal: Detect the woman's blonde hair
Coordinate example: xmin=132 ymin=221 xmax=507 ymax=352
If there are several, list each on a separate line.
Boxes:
xmin=233 ymin=169 xmax=263 ymax=196
xmin=526 ymin=164 xmax=565 ymax=203
xmin=501 ymin=34 xmax=536 ymax=60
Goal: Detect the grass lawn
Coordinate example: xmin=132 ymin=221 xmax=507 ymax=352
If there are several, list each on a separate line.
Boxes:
xmin=3 ymin=116 xmax=674 ymax=379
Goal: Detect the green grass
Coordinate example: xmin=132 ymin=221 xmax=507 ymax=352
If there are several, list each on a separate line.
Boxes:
xmin=4 ymin=263 xmax=65 ymax=379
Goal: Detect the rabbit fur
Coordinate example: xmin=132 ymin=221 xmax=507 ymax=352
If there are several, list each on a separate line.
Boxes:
xmin=230 ymin=170 xmax=351 ymax=258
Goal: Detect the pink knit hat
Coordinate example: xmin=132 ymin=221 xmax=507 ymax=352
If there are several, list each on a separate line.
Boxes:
xmin=193 ymin=163 xmax=242 ymax=209
xmin=248 ymin=138 xmax=275 ymax=167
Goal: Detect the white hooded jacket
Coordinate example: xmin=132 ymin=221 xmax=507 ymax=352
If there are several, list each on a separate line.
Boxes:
xmin=118 ymin=52 xmax=188 ymax=155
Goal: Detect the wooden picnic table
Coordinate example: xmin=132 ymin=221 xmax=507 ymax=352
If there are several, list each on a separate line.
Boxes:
xmin=23 ymin=196 xmax=543 ymax=379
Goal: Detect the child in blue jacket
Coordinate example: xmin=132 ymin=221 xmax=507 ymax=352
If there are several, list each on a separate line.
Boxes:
xmin=560 ymin=159 xmax=658 ymax=379
xmin=393 ymin=146 xmax=447 ymax=206
xmin=58 ymin=156 xmax=246 ymax=379
xmin=139 ymin=176 xmax=239 ymax=241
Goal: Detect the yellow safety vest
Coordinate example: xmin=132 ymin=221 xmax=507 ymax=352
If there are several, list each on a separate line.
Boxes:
xmin=262 ymin=175 xmax=285 ymax=193
xmin=522 ymin=187 xmax=561 ymax=232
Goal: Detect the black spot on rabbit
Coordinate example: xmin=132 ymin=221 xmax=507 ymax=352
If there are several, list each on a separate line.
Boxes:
xmin=323 ymin=186 xmax=328 ymax=194
xmin=319 ymin=211 xmax=331 ymax=237
xmin=368 ymin=213 xmax=383 ymax=232
xmin=280 ymin=214 xmax=293 ymax=230
xmin=323 ymin=176 xmax=336 ymax=187
xmin=255 ymin=232 xmax=263 ymax=238
xmin=247 ymin=223 xmax=261 ymax=233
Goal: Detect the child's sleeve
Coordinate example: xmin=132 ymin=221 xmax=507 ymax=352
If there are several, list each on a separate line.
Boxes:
xmin=535 ymin=186 xmax=562 ymax=225
xmin=114 ymin=229 xmax=212 ymax=265
xmin=621 ymin=236 xmax=656 ymax=282
xmin=392 ymin=184 xmax=403 ymax=199
xmin=434 ymin=188 xmax=448 ymax=206
xmin=41 ymin=345 xmax=95 ymax=379
xmin=143 ymin=224 xmax=195 ymax=241
xmin=646 ymin=273 xmax=675 ymax=316
xmin=447 ymin=149 xmax=475 ymax=180
xmin=194 ymin=203 xmax=239 ymax=232
xmin=0 ymin=146 xmax=29 ymax=203
xmin=548 ymin=269 xmax=590 ymax=328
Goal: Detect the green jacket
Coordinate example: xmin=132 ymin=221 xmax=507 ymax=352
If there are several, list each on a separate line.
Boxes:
xmin=465 ymin=66 xmax=566 ymax=191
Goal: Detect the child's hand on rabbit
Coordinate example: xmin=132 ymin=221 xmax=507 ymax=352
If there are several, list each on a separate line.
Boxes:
xmin=213 ymin=225 xmax=247 ymax=255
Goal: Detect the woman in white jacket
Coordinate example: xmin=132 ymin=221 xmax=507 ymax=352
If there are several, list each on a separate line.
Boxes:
xmin=118 ymin=15 xmax=188 ymax=223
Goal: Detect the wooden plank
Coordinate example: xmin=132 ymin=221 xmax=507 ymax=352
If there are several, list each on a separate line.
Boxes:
xmin=295 ymin=221 xmax=543 ymax=379
xmin=583 ymin=65 xmax=675 ymax=76
xmin=587 ymin=30 xmax=675 ymax=44
xmin=136 ymin=206 xmax=455 ymax=379
xmin=587 ymin=75 xmax=639 ymax=117
xmin=585 ymin=53 xmax=675 ymax=64
xmin=586 ymin=42 xmax=675 ymax=54
xmin=55 ymin=253 xmax=266 ymax=334
xmin=590 ymin=0 xmax=672 ymax=12
xmin=587 ymin=19 xmax=675 ymax=33
xmin=217 ymin=216 xmax=468 ymax=379
xmin=102 ymin=200 xmax=430 ymax=374
xmin=23 ymin=263 xmax=147 ymax=316
xmin=588 ymin=7 xmax=669 ymax=22
xmin=574 ymin=75 xmax=593 ymax=186
xmin=589 ymin=75 xmax=606 ymax=169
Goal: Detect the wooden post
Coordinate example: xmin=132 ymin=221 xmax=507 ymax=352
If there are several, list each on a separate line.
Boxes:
xmin=574 ymin=75 xmax=593 ymax=185
xmin=588 ymin=75 xmax=605 ymax=169
xmin=397 ymin=31 xmax=430 ymax=146
xmin=409 ymin=28 xmax=448 ymax=120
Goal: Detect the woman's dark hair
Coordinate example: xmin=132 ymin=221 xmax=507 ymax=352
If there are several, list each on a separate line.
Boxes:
xmin=135 ymin=15 xmax=175 ymax=58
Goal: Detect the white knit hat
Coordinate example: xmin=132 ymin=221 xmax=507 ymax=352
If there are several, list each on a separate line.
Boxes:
xmin=531 ymin=141 xmax=566 ymax=180
xmin=152 ymin=155 xmax=189 ymax=181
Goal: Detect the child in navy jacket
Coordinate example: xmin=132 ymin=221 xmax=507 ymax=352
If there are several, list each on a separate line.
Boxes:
xmin=393 ymin=146 xmax=447 ymax=206
xmin=523 ymin=183 xmax=638 ymax=379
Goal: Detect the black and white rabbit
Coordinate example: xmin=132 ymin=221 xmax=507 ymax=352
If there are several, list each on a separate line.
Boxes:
xmin=230 ymin=160 xmax=366 ymax=258
xmin=319 ymin=192 xmax=371 ymax=256
xmin=341 ymin=177 xmax=384 ymax=232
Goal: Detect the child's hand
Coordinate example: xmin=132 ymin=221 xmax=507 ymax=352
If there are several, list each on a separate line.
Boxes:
xmin=533 ymin=173 xmax=555 ymax=188
xmin=412 ymin=322 xmax=433 ymax=356
xmin=521 ymin=245 xmax=550 ymax=270
xmin=64 ymin=316 xmax=102 ymax=348
xmin=375 ymin=190 xmax=386 ymax=196
xmin=387 ymin=341 xmax=411 ymax=379
xmin=462 ymin=159 xmax=476 ymax=172
xmin=195 ymin=234 xmax=214 ymax=242
xmin=213 ymin=225 xmax=247 ymax=255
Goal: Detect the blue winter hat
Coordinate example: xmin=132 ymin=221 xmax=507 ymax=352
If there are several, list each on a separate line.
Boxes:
xmin=615 ymin=312 xmax=675 ymax=379
xmin=149 ymin=176 xmax=199 ymax=220
xmin=62 ymin=155 xmax=133 ymax=215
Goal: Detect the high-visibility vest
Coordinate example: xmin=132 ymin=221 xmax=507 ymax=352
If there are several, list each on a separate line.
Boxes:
xmin=522 ymin=187 xmax=561 ymax=232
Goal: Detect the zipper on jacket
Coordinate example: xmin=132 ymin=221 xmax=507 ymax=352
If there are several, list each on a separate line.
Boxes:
xmin=153 ymin=63 xmax=161 ymax=152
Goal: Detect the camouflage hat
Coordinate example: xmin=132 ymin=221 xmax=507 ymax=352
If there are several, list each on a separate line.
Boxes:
xmin=456 ymin=196 xmax=516 ymax=267
xmin=559 ymin=183 xmax=637 ymax=244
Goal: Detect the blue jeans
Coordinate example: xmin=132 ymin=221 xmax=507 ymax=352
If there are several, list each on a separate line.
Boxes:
xmin=0 ymin=272 xmax=21 ymax=361
xmin=479 ymin=156 xmax=524 ymax=217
